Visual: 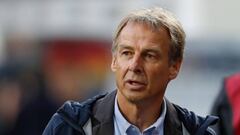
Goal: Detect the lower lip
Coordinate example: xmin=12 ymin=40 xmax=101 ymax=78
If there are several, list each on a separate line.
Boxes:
xmin=125 ymin=82 xmax=146 ymax=90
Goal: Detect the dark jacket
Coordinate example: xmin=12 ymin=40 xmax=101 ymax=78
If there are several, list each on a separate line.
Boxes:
xmin=43 ymin=90 xmax=218 ymax=135
xmin=211 ymin=73 xmax=240 ymax=135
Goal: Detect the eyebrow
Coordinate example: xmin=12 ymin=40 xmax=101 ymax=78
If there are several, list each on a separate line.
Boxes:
xmin=118 ymin=44 xmax=162 ymax=53
xmin=143 ymin=48 xmax=161 ymax=53
xmin=118 ymin=44 xmax=134 ymax=50
xmin=142 ymin=45 xmax=162 ymax=53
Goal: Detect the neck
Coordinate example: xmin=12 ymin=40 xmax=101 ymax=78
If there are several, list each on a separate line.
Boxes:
xmin=117 ymin=91 xmax=164 ymax=132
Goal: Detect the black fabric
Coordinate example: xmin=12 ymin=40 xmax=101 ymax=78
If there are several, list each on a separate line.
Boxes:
xmin=174 ymin=104 xmax=218 ymax=135
xmin=91 ymin=91 xmax=116 ymax=135
xmin=211 ymin=79 xmax=234 ymax=135
xmin=164 ymin=99 xmax=182 ymax=135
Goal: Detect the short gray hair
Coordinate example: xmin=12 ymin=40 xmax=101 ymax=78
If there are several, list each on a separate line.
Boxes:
xmin=112 ymin=7 xmax=186 ymax=62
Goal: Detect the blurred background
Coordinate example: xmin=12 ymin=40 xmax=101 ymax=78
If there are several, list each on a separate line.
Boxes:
xmin=0 ymin=0 xmax=239 ymax=135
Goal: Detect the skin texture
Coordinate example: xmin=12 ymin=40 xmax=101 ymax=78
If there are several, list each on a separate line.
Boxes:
xmin=111 ymin=21 xmax=182 ymax=131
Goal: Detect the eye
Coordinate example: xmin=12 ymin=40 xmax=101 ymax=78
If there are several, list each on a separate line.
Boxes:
xmin=146 ymin=54 xmax=154 ymax=59
xmin=144 ymin=52 xmax=158 ymax=61
xmin=121 ymin=50 xmax=132 ymax=56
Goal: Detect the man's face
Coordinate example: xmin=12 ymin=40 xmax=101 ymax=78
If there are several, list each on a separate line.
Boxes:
xmin=111 ymin=22 xmax=181 ymax=103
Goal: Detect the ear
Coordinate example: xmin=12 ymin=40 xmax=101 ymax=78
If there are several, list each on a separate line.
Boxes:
xmin=111 ymin=55 xmax=117 ymax=72
xmin=169 ymin=59 xmax=182 ymax=80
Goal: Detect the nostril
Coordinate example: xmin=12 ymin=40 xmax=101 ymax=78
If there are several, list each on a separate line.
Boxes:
xmin=133 ymin=68 xmax=142 ymax=74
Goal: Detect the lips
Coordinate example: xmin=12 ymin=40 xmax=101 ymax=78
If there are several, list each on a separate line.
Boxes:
xmin=125 ymin=79 xmax=147 ymax=90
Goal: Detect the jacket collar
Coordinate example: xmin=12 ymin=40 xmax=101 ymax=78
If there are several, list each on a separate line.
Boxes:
xmin=91 ymin=90 xmax=117 ymax=135
xmin=164 ymin=98 xmax=182 ymax=135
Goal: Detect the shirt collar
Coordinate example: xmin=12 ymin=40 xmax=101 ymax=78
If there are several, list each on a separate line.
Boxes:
xmin=146 ymin=97 xmax=167 ymax=132
xmin=114 ymin=96 xmax=131 ymax=135
xmin=114 ymin=95 xmax=167 ymax=134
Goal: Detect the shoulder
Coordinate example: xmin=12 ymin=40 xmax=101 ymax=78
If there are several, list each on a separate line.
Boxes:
xmin=42 ymin=113 xmax=69 ymax=135
xmin=173 ymin=103 xmax=218 ymax=135
xmin=42 ymin=92 xmax=109 ymax=135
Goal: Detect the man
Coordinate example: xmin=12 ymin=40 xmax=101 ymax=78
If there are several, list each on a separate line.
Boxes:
xmin=43 ymin=7 xmax=218 ymax=135
xmin=211 ymin=73 xmax=240 ymax=135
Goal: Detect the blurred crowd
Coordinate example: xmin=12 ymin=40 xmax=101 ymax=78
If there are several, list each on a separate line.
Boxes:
xmin=0 ymin=33 xmax=111 ymax=135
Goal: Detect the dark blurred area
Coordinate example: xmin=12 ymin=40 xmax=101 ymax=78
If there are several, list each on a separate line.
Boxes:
xmin=0 ymin=35 xmax=111 ymax=135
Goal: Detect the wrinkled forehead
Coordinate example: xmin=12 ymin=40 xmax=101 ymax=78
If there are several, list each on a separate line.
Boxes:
xmin=116 ymin=21 xmax=171 ymax=53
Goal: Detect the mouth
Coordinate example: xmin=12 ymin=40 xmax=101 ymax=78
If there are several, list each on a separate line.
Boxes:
xmin=125 ymin=79 xmax=147 ymax=90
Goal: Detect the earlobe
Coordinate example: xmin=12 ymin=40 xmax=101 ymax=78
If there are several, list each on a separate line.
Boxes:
xmin=169 ymin=68 xmax=178 ymax=79
xmin=111 ymin=56 xmax=117 ymax=72
xmin=169 ymin=60 xmax=182 ymax=80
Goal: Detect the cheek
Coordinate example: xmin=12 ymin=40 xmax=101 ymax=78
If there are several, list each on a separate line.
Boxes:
xmin=118 ymin=67 xmax=128 ymax=80
xmin=148 ymin=65 xmax=170 ymax=83
xmin=116 ymin=58 xmax=130 ymax=71
xmin=115 ymin=66 xmax=128 ymax=89
xmin=115 ymin=60 xmax=129 ymax=79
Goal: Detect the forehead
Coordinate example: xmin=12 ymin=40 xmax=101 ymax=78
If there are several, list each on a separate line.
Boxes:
xmin=117 ymin=21 xmax=171 ymax=49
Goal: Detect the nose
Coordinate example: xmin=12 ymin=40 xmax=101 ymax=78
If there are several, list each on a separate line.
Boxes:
xmin=128 ymin=53 xmax=143 ymax=74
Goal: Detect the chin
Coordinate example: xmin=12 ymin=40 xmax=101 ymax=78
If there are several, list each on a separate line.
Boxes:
xmin=124 ymin=91 xmax=148 ymax=103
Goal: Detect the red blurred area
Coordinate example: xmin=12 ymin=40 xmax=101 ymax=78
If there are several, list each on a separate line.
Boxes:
xmin=42 ymin=39 xmax=111 ymax=103
xmin=44 ymin=40 xmax=111 ymax=69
